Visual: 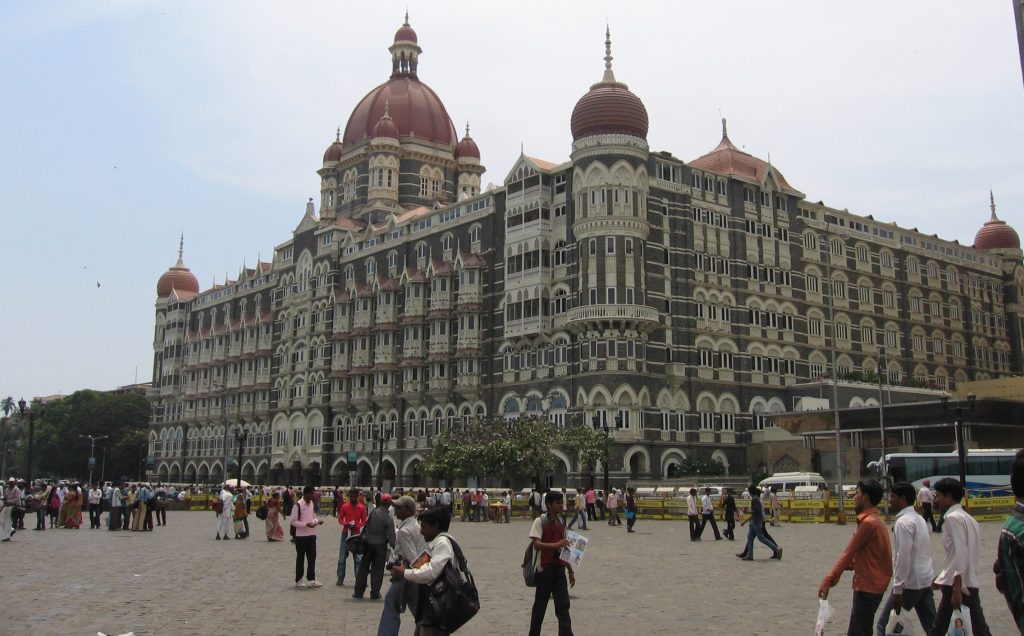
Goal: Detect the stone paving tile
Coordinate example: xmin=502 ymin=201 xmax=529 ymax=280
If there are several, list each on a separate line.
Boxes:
xmin=0 ymin=512 xmax=1016 ymax=635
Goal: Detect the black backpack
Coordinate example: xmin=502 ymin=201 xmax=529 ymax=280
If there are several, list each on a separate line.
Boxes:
xmin=418 ymin=534 xmax=479 ymax=632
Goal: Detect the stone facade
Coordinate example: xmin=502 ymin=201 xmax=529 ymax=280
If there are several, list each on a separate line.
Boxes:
xmin=147 ymin=19 xmax=1024 ymax=489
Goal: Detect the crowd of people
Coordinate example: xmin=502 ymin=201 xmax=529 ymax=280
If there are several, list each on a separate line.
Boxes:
xmin=3 ymin=459 xmax=1024 ymax=636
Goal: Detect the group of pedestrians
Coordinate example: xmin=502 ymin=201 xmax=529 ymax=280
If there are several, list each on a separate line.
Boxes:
xmin=817 ymin=473 xmax=1022 ymax=636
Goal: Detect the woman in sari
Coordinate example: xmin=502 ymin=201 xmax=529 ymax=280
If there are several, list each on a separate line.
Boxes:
xmin=265 ymin=492 xmax=284 ymax=541
xmin=64 ymin=485 xmax=82 ymax=529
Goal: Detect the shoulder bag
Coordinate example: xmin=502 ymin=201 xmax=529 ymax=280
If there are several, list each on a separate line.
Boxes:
xmin=418 ymin=534 xmax=479 ymax=632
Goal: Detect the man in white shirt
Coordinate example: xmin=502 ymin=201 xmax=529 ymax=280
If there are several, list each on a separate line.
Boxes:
xmin=503 ymin=491 xmax=512 ymax=523
xmin=216 ymin=486 xmax=233 ymax=540
xmin=108 ymin=482 xmax=124 ymax=531
xmin=918 ymin=479 xmax=939 ymax=532
xmin=874 ymin=482 xmax=935 ymax=636
xmin=0 ymin=478 xmax=22 ymax=540
xmin=686 ymin=488 xmax=700 ymax=541
xmin=377 ymin=496 xmax=427 ymax=636
xmin=930 ymin=477 xmax=992 ymax=635
xmin=698 ymin=487 xmax=722 ymax=540
xmin=87 ymin=483 xmax=103 ymax=529
xmin=391 ymin=506 xmax=463 ymax=634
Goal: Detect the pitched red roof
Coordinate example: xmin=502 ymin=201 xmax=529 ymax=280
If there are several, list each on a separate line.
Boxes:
xmin=689 ymin=134 xmax=801 ymax=195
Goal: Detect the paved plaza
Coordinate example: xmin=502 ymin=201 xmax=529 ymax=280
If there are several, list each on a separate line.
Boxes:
xmin=1 ymin=510 xmax=1017 ymax=635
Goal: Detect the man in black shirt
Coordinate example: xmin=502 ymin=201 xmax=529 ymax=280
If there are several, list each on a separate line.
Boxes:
xmin=722 ymin=488 xmax=737 ymax=541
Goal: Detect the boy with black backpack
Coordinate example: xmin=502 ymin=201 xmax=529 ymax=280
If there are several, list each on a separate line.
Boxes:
xmin=528 ymin=490 xmax=575 ymax=636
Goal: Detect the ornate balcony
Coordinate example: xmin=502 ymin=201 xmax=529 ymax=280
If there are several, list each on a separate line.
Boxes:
xmin=565 ymin=304 xmax=661 ymax=333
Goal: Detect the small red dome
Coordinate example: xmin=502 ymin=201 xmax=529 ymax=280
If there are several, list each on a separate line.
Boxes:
xmin=974 ymin=214 xmax=1020 ymax=250
xmin=157 ymin=262 xmax=199 ymax=298
xmin=373 ymin=111 xmax=400 ymax=139
xmin=571 ymin=83 xmax=648 ymax=141
xmin=394 ymin=24 xmax=417 ymax=43
xmin=323 ymin=137 xmax=343 ymax=163
xmin=455 ymin=130 xmax=480 ymax=159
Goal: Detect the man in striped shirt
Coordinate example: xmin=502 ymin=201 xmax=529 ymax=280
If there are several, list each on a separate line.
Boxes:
xmin=994 ymin=450 xmax=1024 ymax=633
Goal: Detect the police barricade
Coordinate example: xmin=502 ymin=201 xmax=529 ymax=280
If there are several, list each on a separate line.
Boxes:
xmin=662 ymin=497 xmax=689 ymax=521
xmin=785 ymin=497 xmax=826 ymax=523
xmin=635 ymin=497 xmax=664 ymax=520
xmin=966 ymin=495 xmax=1016 ymax=522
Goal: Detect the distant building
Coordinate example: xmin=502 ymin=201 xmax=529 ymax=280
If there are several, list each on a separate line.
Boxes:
xmin=107 ymin=383 xmax=152 ymax=398
xmin=147 ymin=18 xmax=1024 ymax=488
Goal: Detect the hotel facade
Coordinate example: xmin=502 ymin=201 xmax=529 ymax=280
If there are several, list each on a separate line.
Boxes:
xmin=147 ymin=19 xmax=1024 ymax=488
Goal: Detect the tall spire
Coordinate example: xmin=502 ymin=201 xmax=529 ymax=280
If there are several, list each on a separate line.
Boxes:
xmin=404 ymin=8 xmax=409 ymax=26
xmin=383 ymin=99 xmax=391 ymax=118
xmin=465 ymin=122 xmax=470 ymax=137
xmin=721 ymin=117 xmax=728 ymax=139
xmin=990 ymin=188 xmax=998 ymax=220
xmin=178 ymin=233 xmax=184 ymax=260
xmin=602 ymin=24 xmax=616 ymax=83
xmin=335 ymin=126 xmax=340 ymax=141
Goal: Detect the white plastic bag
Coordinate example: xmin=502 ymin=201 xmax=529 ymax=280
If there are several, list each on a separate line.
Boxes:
xmin=814 ymin=599 xmax=835 ymax=635
xmin=946 ymin=608 xmax=972 ymax=636
xmin=885 ymin=609 xmax=915 ymax=635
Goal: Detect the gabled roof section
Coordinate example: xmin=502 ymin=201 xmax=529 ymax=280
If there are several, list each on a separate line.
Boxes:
xmin=689 ymin=131 xmax=803 ymax=197
xmin=458 ymin=251 xmax=487 ymax=268
xmin=504 ymin=154 xmax=569 ymax=185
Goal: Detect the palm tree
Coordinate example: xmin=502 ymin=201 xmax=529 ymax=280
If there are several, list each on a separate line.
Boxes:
xmin=0 ymin=397 xmax=14 ymax=417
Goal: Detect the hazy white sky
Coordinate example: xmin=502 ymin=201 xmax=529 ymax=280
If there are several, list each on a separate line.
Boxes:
xmin=1 ymin=1 xmax=1021 ymax=402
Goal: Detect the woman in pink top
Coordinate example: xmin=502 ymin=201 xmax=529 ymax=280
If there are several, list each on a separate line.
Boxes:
xmin=291 ymin=485 xmax=324 ymax=588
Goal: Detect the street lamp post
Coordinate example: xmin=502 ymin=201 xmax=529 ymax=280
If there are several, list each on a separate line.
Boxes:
xmin=820 ymin=229 xmax=847 ymax=524
xmin=377 ymin=424 xmax=385 ymax=491
xmin=17 ymin=398 xmax=42 ymax=486
xmin=78 ymin=434 xmax=109 ymax=485
xmin=592 ymin=415 xmax=611 ymax=494
xmin=232 ymin=424 xmax=247 ymax=488
xmin=942 ymin=394 xmax=976 ymax=509
xmin=876 ymin=346 xmax=887 ymax=486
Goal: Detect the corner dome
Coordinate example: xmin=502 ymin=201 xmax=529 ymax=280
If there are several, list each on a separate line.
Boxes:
xmin=455 ymin=124 xmax=480 ymax=159
xmin=323 ymin=129 xmax=343 ymax=163
xmin=570 ymin=28 xmax=648 ymax=141
xmin=372 ymin=103 xmax=400 ymax=139
xmin=974 ymin=192 xmax=1020 ymax=250
xmin=157 ymin=237 xmax=200 ymax=298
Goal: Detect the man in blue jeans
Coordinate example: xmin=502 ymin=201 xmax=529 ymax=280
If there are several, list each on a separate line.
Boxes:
xmin=377 ymin=496 xmax=426 ymax=636
xmin=737 ymin=484 xmax=781 ymax=560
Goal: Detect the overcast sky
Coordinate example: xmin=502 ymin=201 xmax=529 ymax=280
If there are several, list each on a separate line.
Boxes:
xmin=1 ymin=1 xmax=1021 ymax=402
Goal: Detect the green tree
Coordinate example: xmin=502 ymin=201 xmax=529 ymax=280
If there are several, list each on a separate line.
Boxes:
xmin=22 ymin=390 xmax=150 ymax=482
xmin=559 ymin=420 xmax=608 ymax=488
xmin=1 ymin=396 xmax=15 ymax=417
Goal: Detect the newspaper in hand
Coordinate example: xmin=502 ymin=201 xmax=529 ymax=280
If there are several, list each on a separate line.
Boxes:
xmin=558 ymin=530 xmax=588 ymax=568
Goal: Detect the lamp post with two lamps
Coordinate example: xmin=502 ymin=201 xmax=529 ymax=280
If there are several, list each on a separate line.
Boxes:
xmin=819 ymin=227 xmax=847 ymax=524
xmin=78 ymin=434 xmax=109 ymax=485
xmin=16 ymin=398 xmax=43 ymax=486
xmin=230 ymin=422 xmax=247 ymax=488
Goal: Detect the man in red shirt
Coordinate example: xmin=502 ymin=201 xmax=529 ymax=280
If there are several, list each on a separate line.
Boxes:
xmin=528 ymin=490 xmax=575 ymax=636
xmin=336 ymin=488 xmax=367 ymax=586
xmin=818 ymin=479 xmax=893 ymax=636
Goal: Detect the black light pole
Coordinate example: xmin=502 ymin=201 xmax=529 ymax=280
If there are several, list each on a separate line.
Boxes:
xmin=78 ymin=434 xmax=109 ymax=485
xmin=234 ymin=424 xmax=247 ymax=488
xmin=592 ymin=415 xmax=610 ymax=494
xmin=377 ymin=424 xmax=385 ymax=490
xmin=17 ymin=398 xmax=41 ymax=486
xmin=942 ymin=394 xmax=976 ymax=509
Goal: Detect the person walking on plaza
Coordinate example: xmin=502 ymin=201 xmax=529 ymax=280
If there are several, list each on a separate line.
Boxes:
xmin=215 ymin=485 xmax=233 ymax=540
xmin=994 ymin=449 xmax=1024 ymax=632
xmin=354 ymin=494 xmax=396 ymax=600
xmin=698 ymin=487 xmax=722 ymax=540
xmin=55 ymin=481 xmax=68 ymax=527
xmin=567 ymin=491 xmax=587 ymax=531
xmin=527 ymin=490 xmax=575 ymax=636
xmin=686 ymin=488 xmax=700 ymax=541
xmin=874 ymin=482 xmax=936 ymax=636
xmin=390 ymin=505 xmax=463 ymax=636
xmin=140 ymin=483 xmax=155 ymax=531
xmin=63 ymin=483 xmax=82 ymax=529
xmin=441 ymin=487 xmax=453 ymax=517
xmin=34 ymin=482 xmax=51 ymax=531
xmin=769 ymin=486 xmax=782 ymax=527
xmin=817 ymin=480 xmax=891 ymax=636
xmin=331 ymin=486 xmax=342 ymax=517
xmin=462 ymin=489 xmax=472 ymax=522
xmin=722 ymin=488 xmax=737 ymax=540
xmin=376 ymin=496 xmax=427 ymax=636
xmin=738 ymin=484 xmax=781 ymax=561
xmin=120 ymin=483 xmax=131 ymax=530
xmin=503 ymin=491 xmax=512 ymax=523
xmin=929 ymin=477 xmax=992 ymax=636
xmin=265 ymin=491 xmax=285 ymax=541
xmin=48 ymin=483 xmax=61 ymax=528
xmin=337 ymin=488 xmax=367 ymax=586
xmin=88 ymin=482 xmax=103 ymax=529
xmin=625 ymin=487 xmax=637 ymax=533
xmin=596 ymin=489 xmax=605 ymax=520
xmin=0 ymin=478 xmax=22 ymax=541
xmin=606 ymin=489 xmax=620 ymax=526
xmin=291 ymin=485 xmax=324 ymax=588
xmin=918 ymin=480 xmax=939 ymax=532
xmin=153 ymin=483 xmax=167 ymax=527
xmin=232 ymin=488 xmax=249 ymax=539
xmin=584 ymin=487 xmax=597 ymax=522
xmin=108 ymin=482 xmax=123 ymax=531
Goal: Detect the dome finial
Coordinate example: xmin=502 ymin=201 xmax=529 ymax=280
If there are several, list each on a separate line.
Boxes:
xmin=178 ymin=232 xmax=184 ymax=261
xmin=383 ymin=99 xmax=391 ymax=118
xmin=404 ymin=8 xmax=409 ymax=26
xmin=602 ymin=24 xmax=616 ymax=83
xmin=465 ymin=121 xmax=470 ymax=137
xmin=722 ymin=116 xmax=728 ymax=139
xmin=990 ymin=188 xmax=998 ymax=220
xmin=335 ymin=126 xmax=340 ymax=141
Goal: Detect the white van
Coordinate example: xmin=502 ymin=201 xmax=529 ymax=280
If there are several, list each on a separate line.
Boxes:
xmin=758 ymin=472 xmax=826 ymax=492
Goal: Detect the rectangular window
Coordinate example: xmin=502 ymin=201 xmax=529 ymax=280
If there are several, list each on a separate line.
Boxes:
xmin=606 ymin=287 xmax=616 ymax=304
xmin=606 ymin=237 xmax=615 ymax=254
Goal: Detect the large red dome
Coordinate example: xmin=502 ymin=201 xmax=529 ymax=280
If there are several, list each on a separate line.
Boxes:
xmin=571 ymin=83 xmax=648 ymax=141
xmin=974 ymin=215 xmax=1020 ymax=250
xmin=343 ymin=76 xmax=457 ymax=149
xmin=157 ymin=262 xmax=199 ymax=298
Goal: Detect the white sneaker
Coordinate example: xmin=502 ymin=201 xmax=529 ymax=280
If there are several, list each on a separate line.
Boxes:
xmin=295 ymin=580 xmax=306 ymax=589
xmin=307 ymin=579 xmax=322 ymax=588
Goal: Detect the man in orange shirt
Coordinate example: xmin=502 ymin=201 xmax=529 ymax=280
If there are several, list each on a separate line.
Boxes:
xmin=818 ymin=479 xmax=893 ymax=636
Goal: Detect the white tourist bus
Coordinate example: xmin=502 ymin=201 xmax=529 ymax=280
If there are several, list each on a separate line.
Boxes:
xmin=885 ymin=449 xmax=1018 ymax=496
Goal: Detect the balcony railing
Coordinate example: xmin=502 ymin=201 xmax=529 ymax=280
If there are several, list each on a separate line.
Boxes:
xmin=565 ymin=304 xmax=660 ymax=331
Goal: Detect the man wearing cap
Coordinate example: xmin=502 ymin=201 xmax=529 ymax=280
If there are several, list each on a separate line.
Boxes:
xmin=377 ymin=495 xmax=427 ymax=636
xmin=354 ymin=493 xmax=396 ymax=600
xmin=0 ymin=478 xmax=22 ymax=541
xmin=918 ymin=480 xmax=939 ymax=532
